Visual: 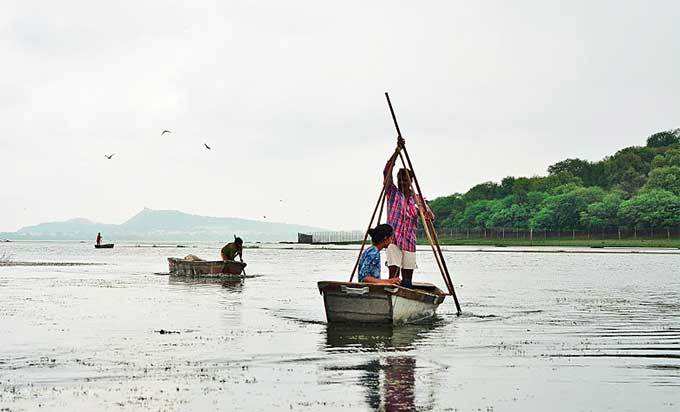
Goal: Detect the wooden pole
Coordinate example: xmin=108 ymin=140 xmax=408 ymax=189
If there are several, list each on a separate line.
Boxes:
xmin=385 ymin=92 xmax=462 ymax=315
xmin=349 ymin=184 xmax=387 ymax=282
xmin=400 ymin=145 xmax=461 ymax=314
xmin=232 ymin=234 xmax=247 ymax=276
xmin=425 ymin=218 xmax=456 ymax=296
xmin=396 ymin=151 xmax=453 ymax=295
xmin=377 ymin=184 xmax=387 ymax=224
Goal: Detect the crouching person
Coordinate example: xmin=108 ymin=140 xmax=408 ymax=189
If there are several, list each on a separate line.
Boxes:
xmin=221 ymin=237 xmax=243 ymax=262
xmin=358 ymin=224 xmax=400 ymax=285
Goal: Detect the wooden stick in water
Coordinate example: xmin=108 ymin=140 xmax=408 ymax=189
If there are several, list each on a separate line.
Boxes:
xmin=396 ymin=152 xmax=452 ymax=294
xmin=349 ymin=184 xmax=387 ymax=282
xmin=385 ymin=92 xmax=462 ymax=315
xmin=234 ymin=234 xmax=247 ymax=276
xmin=401 ymin=144 xmax=461 ymax=315
xmin=399 ymin=146 xmax=459 ymax=302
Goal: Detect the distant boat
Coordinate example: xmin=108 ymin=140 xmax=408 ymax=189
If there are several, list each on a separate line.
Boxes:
xmin=317 ymin=281 xmax=446 ymax=324
xmin=94 ymin=244 xmax=114 ymax=249
xmin=168 ymin=257 xmax=246 ymax=277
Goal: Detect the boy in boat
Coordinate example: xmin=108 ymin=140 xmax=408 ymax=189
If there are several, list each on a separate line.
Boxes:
xmin=96 ymin=232 xmax=102 ymax=246
xmin=221 ymin=237 xmax=243 ymax=262
xmin=358 ymin=224 xmax=400 ymax=285
xmin=383 ymin=137 xmax=435 ymax=288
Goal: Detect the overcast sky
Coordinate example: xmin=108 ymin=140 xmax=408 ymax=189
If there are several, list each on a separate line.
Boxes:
xmin=2 ymin=1 xmax=679 ymax=232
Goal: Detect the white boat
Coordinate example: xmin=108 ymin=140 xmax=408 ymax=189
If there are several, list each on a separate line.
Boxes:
xmin=317 ymin=281 xmax=446 ymax=324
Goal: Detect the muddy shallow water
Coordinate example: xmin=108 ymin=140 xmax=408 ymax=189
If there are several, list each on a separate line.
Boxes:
xmin=1 ymin=241 xmax=679 ymax=411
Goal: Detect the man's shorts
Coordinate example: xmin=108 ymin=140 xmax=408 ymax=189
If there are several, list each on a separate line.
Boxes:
xmin=386 ymin=243 xmax=417 ymax=270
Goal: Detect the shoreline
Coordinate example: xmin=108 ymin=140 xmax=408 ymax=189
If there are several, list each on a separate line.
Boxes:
xmin=429 ymin=238 xmax=680 ymax=249
xmin=3 ymin=240 xmax=680 ymax=255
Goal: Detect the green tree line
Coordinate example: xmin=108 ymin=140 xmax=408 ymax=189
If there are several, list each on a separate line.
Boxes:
xmin=429 ymin=129 xmax=680 ymax=231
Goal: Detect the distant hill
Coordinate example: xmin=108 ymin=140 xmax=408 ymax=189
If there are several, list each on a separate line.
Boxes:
xmin=0 ymin=208 xmax=326 ymax=242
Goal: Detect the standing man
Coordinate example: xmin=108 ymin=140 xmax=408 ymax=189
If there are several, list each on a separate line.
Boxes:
xmin=96 ymin=232 xmax=102 ymax=246
xmin=383 ymin=137 xmax=435 ymax=288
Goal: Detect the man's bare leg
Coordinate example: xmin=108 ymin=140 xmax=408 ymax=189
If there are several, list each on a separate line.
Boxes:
xmin=400 ymin=269 xmax=413 ymax=289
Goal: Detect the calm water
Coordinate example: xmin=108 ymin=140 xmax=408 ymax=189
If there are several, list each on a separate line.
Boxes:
xmin=1 ymin=241 xmax=679 ymax=411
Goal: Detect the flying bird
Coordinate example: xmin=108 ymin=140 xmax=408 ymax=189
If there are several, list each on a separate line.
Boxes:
xmin=161 ymin=130 xmax=171 ymax=136
xmin=204 ymin=143 xmax=211 ymax=150
xmin=104 ymin=154 xmax=115 ymax=159
xmin=263 ymin=215 xmax=267 ymax=219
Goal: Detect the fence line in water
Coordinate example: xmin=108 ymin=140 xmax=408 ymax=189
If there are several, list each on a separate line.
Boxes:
xmin=299 ymin=226 xmax=680 ymax=244
xmin=298 ymin=231 xmax=364 ymax=244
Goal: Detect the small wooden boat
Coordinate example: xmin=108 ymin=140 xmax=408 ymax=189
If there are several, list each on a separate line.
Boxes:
xmin=94 ymin=243 xmax=114 ymax=249
xmin=317 ymin=281 xmax=446 ymax=324
xmin=167 ymin=258 xmax=246 ymax=277
xmin=317 ymin=95 xmax=462 ymax=324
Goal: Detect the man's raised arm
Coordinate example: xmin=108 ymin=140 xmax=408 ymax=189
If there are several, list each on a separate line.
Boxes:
xmin=383 ymin=140 xmax=404 ymax=188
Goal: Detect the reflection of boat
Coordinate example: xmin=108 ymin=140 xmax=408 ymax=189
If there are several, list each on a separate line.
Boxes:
xmin=168 ymin=258 xmax=246 ymax=277
xmin=324 ymin=322 xmax=446 ymax=411
xmin=94 ymin=243 xmax=114 ymax=249
xmin=317 ymin=281 xmax=446 ymax=324
xmin=324 ymin=324 xmax=438 ymax=411
xmin=325 ymin=322 xmax=437 ymax=350
xmin=168 ymin=275 xmax=243 ymax=289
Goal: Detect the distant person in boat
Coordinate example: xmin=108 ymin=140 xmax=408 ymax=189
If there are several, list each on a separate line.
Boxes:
xmin=358 ymin=224 xmax=400 ymax=285
xmin=221 ymin=237 xmax=244 ymax=262
xmin=96 ymin=232 xmax=102 ymax=246
xmin=383 ymin=138 xmax=435 ymax=288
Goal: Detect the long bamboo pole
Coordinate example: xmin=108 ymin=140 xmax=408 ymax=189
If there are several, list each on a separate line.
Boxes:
xmin=377 ymin=183 xmax=387 ymax=224
xmin=349 ymin=184 xmax=387 ymax=282
xmin=396 ymin=152 xmax=452 ymax=294
xmin=424 ymin=217 xmax=452 ymax=292
xmin=401 ymin=141 xmax=461 ymax=314
xmin=385 ymin=92 xmax=462 ymax=315
xmin=399 ymin=145 xmax=458 ymax=293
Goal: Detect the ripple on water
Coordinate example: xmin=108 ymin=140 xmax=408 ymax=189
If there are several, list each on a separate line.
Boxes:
xmin=1 ymin=242 xmax=680 ymax=410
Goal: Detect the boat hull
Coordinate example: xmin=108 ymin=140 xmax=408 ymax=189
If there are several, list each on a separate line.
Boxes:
xmin=317 ymin=281 xmax=446 ymax=325
xmin=94 ymin=244 xmax=114 ymax=249
xmin=168 ymin=258 xmax=246 ymax=277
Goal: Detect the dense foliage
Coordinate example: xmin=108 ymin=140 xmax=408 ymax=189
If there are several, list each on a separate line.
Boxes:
xmin=430 ymin=129 xmax=680 ymax=230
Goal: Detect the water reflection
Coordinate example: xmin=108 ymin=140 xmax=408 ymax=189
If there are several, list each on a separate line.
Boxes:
xmin=168 ymin=275 xmax=244 ymax=291
xmin=324 ymin=322 xmax=439 ymax=351
xmin=324 ymin=323 xmax=442 ymax=411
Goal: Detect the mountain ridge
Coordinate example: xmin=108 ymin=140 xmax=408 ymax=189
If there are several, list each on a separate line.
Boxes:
xmin=1 ymin=208 xmax=326 ymax=242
